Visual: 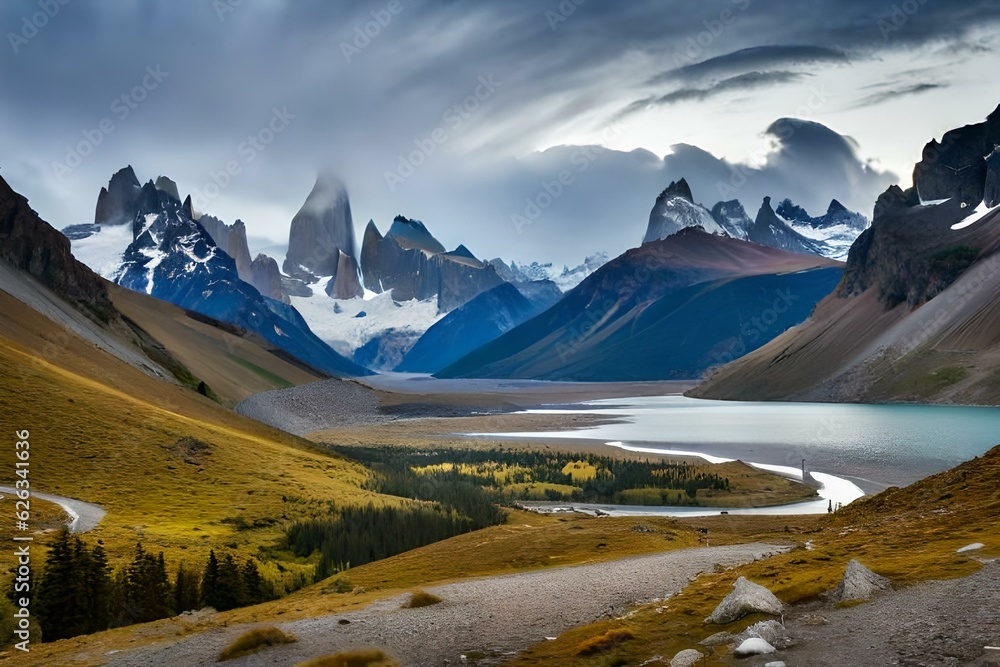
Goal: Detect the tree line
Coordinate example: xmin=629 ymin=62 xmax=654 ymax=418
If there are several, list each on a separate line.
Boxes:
xmin=6 ymin=529 xmax=273 ymax=643
xmin=285 ymin=501 xmax=497 ymax=581
xmin=333 ymin=445 xmax=730 ymax=504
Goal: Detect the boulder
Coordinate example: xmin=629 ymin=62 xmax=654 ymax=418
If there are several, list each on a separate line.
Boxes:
xmin=698 ymin=631 xmax=734 ymax=647
xmin=734 ymin=620 xmax=791 ymax=649
xmin=281 ymin=276 xmax=313 ymax=298
xmin=705 ymin=577 xmax=783 ymax=624
xmin=733 ymin=637 xmax=776 ymax=657
xmin=670 ymin=648 xmax=703 ymax=667
xmin=831 ymin=559 xmax=892 ymax=602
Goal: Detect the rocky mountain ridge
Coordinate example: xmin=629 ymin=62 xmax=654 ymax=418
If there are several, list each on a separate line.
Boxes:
xmin=692 ymin=103 xmax=1000 ymax=405
xmin=642 ymin=178 xmax=868 ymax=260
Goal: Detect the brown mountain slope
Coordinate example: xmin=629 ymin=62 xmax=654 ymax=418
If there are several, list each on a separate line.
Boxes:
xmin=691 ymin=200 xmax=1000 ymax=404
xmin=111 ymin=287 xmax=325 ymax=405
xmin=692 ymin=105 xmax=1000 ymax=405
xmin=437 ymin=229 xmax=843 ymax=381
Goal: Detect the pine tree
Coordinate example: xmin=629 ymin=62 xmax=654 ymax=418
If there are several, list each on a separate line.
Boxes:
xmin=241 ymin=558 xmax=265 ymax=605
xmin=214 ymin=554 xmax=248 ymax=611
xmin=84 ymin=539 xmax=112 ymax=632
xmin=35 ymin=529 xmax=80 ymax=641
xmin=173 ymin=563 xmax=201 ymax=613
xmin=122 ymin=543 xmax=172 ymax=624
xmin=200 ymin=550 xmax=221 ymax=609
xmin=108 ymin=566 xmax=129 ymax=628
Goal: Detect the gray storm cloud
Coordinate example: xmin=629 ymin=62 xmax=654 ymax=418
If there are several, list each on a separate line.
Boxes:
xmin=1 ymin=0 xmax=998 ymax=264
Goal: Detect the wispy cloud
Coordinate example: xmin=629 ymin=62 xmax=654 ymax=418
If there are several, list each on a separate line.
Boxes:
xmin=621 ymin=71 xmax=806 ymax=118
xmin=648 ymin=45 xmax=849 ymax=85
xmin=850 ymin=82 xmax=944 ymax=109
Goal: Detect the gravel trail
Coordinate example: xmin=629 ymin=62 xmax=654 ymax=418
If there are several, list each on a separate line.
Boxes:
xmin=105 ymin=542 xmax=788 ymax=667
xmin=0 ymin=486 xmax=106 ymax=533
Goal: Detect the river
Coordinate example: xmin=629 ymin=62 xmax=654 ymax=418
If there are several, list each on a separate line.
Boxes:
xmin=467 ymin=396 xmax=1000 ymax=516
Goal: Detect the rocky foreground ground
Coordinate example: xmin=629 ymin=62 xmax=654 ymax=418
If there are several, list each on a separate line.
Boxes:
xmin=772 ymin=559 xmax=1000 ymax=667
xmin=103 ymin=543 xmax=786 ymax=666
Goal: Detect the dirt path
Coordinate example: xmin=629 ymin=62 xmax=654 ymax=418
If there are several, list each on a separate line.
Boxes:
xmin=0 ymin=486 xmax=106 ymax=533
xmin=105 ymin=542 xmax=787 ymax=666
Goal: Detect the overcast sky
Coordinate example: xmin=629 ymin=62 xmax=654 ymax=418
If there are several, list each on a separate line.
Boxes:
xmin=2 ymin=0 xmax=999 ymax=265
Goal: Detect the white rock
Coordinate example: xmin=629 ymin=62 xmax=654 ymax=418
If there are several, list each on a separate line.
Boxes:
xmin=670 ymin=648 xmax=703 ymax=667
xmin=832 ymin=559 xmax=892 ymax=602
xmin=957 ymin=542 xmax=985 ymax=553
xmin=705 ymin=577 xmax=783 ymax=624
xmin=764 ymin=662 xmax=787 ymax=667
xmin=734 ymin=637 xmax=776 ymax=657
xmin=735 ymin=620 xmax=790 ymax=648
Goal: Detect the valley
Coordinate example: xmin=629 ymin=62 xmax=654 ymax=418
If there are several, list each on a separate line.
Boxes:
xmin=2 ymin=12 xmax=1000 ymax=665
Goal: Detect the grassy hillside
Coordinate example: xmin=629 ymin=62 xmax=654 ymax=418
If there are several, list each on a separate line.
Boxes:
xmin=0 ymin=291 xmax=389 ymax=578
xmin=110 ymin=286 xmax=326 ymax=406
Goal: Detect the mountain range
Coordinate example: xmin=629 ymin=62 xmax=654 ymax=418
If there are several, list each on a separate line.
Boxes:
xmin=692 ymin=104 xmax=1000 ymax=405
xmin=643 ymin=177 xmax=868 ymax=260
xmin=395 ymin=280 xmax=562 ymax=373
xmin=436 ymin=228 xmax=843 ymax=381
xmin=45 ymin=106 xmax=1000 ymax=391
xmin=0 ymin=171 xmax=333 ymax=405
xmin=66 ymin=168 xmax=369 ymax=378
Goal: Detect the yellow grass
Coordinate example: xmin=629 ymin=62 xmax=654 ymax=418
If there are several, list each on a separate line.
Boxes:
xmin=9 ymin=511 xmax=713 ymax=666
xmin=404 ymin=590 xmax=442 ymax=608
xmin=295 ymin=649 xmax=401 ymax=667
xmin=0 ymin=498 xmax=68 ymax=543
xmin=218 ymin=626 xmax=296 ymax=661
xmin=576 ymin=628 xmax=634 ymax=655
